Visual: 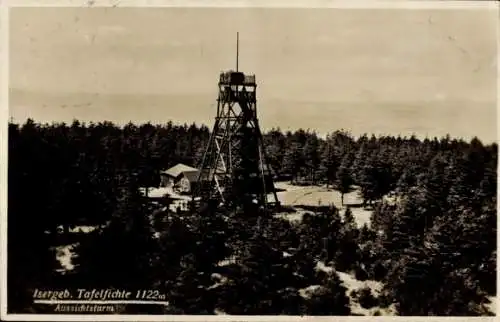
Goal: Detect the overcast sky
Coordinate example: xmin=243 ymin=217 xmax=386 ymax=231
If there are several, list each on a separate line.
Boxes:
xmin=9 ymin=7 xmax=498 ymax=141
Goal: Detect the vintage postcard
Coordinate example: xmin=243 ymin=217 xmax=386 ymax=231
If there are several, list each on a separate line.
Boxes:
xmin=1 ymin=0 xmax=498 ymax=320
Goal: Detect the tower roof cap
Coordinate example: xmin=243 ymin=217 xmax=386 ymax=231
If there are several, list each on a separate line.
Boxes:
xmin=219 ymin=71 xmax=256 ymax=86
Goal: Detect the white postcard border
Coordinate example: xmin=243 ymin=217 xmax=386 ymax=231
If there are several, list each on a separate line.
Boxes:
xmin=0 ymin=0 xmax=498 ymax=321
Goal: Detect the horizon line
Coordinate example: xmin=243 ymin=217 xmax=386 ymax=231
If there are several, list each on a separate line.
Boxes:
xmin=8 ymin=117 xmax=495 ymax=144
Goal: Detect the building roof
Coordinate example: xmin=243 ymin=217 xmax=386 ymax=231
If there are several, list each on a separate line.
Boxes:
xmin=181 ymin=169 xmax=215 ymax=183
xmin=162 ymin=163 xmax=199 ymax=178
xmin=183 ymin=170 xmax=201 ymax=183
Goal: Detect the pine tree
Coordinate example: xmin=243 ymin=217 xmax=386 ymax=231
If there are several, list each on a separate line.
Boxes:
xmin=283 ymin=140 xmax=304 ymax=182
xmin=383 ymin=246 xmax=441 ymax=315
xmin=216 ymin=211 xmax=307 ymax=315
xmin=358 ymin=163 xmax=378 ymax=205
xmin=336 ymin=155 xmax=353 ymax=205
xmin=167 ymin=254 xmax=216 ymax=314
xmin=303 ymin=133 xmax=321 ymax=183
xmin=319 ymin=135 xmax=339 ymax=187
xmin=304 ymin=270 xmax=351 ymax=315
xmin=343 ymin=206 xmax=357 ymax=232
xmin=74 ymin=172 xmax=157 ymax=289
xmin=334 ymin=207 xmax=361 ymax=272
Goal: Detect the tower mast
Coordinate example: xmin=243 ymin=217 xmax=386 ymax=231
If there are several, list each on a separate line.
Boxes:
xmin=192 ymin=33 xmax=280 ymax=211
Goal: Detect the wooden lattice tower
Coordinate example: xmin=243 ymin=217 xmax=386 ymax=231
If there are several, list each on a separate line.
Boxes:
xmin=192 ymin=34 xmax=279 ymax=210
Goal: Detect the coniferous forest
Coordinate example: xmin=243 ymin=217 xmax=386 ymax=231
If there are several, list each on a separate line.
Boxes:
xmin=7 ymin=119 xmax=497 ymax=316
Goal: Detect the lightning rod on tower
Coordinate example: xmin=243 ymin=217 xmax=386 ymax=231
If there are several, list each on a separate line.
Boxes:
xmin=236 ymin=32 xmax=239 ymax=72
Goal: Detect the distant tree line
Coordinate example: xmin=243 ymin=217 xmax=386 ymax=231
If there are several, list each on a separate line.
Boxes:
xmin=7 ymin=119 xmax=496 ymax=315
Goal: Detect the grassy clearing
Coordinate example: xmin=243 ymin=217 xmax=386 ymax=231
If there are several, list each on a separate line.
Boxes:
xmin=274 ymin=181 xmax=372 ymax=227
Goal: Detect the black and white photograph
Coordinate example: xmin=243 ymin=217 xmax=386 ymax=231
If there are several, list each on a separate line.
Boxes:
xmin=2 ymin=1 xmax=498 ymax=318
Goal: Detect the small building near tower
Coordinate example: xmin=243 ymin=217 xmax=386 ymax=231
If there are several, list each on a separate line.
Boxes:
xmin=160 ymin=163 xmax=198 ymax=187
xmin=160 ymin=163 xmax=205 ymax=194
xmin=176 ymin=170 xmax=204 ymax=194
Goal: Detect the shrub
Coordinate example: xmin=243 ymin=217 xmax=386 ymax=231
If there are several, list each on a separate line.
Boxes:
xmin=354 ymin=265 xmax=369 ymax=281
xmin=358 ymin=287 xmax=378 ymax=309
